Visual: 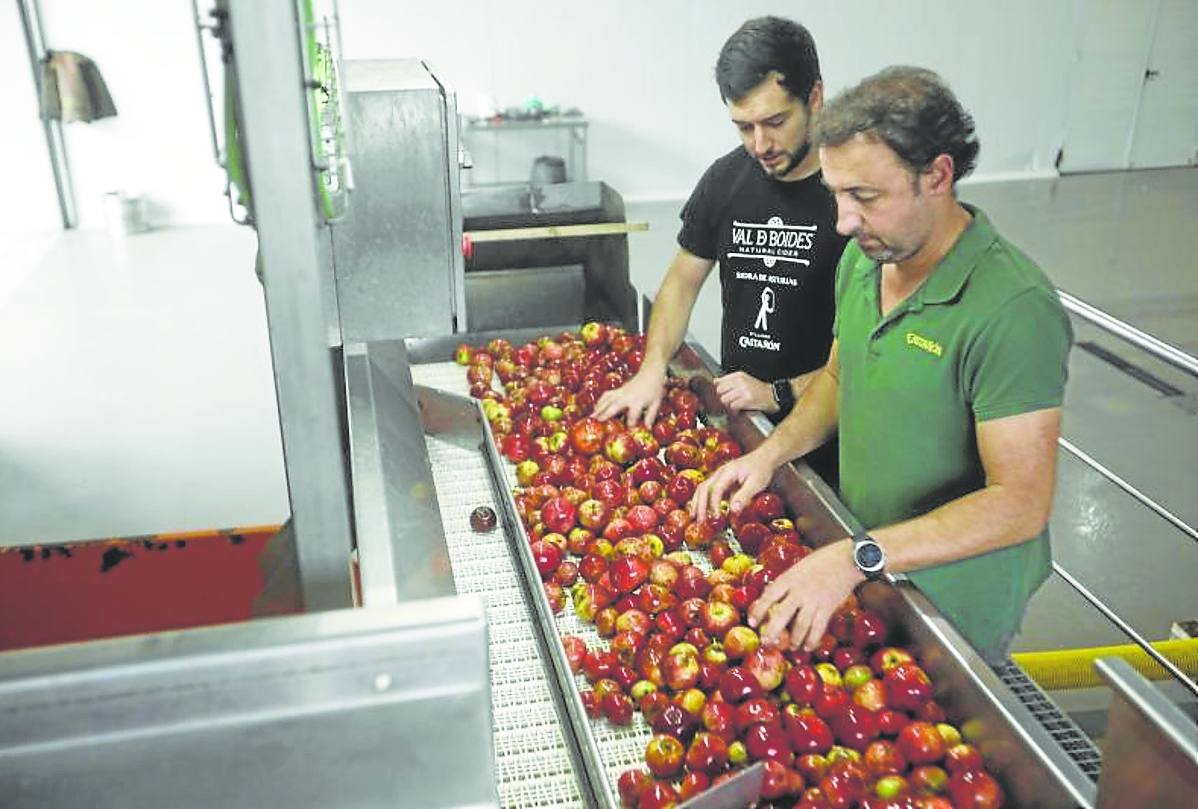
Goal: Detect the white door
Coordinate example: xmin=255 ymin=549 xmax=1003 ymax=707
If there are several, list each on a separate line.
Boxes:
xmin=1059 ymin=0 xmax=1198 ymax=172
xmin=1128 ymin=0 xmax=1198 ymax=168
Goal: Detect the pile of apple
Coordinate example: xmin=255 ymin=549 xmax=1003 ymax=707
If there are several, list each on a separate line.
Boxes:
xmin=456 ymin=325 xmax=1005 ymax=809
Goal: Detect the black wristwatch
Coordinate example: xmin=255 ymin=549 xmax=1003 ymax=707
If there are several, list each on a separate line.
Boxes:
xmin=771 ymin=379 xmax=795 ymax=414
xmin=852 ymin=532 xmax=887 ymax=580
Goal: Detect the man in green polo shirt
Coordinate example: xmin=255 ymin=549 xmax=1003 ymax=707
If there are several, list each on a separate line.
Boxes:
xmin=691 ymin=66 xmax=1072 ymax=664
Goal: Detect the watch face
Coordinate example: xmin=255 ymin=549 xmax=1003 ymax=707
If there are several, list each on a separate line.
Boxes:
xmin=857 ymin=542 xmax=883 ymax=569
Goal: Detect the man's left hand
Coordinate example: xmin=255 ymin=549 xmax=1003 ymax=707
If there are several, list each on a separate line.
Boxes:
xmin=713 ymin=371 xmax=777 ymax=414
xmin=747 ymin=539 xmax=864 ymax=651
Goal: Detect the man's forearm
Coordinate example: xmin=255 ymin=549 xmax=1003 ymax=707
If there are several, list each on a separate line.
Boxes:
xmin=756 ymin=362 xmax=839 ymax=467
xmin=640 ymin=272 xmax=703 ymax=377
xmin=870 ymin=481 xmax=1048 ymax=574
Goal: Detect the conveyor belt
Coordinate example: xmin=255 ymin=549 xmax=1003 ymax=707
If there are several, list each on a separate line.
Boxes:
xmin=418 ymin=360 xmax=585 ymax=808
xmin=993 ymin=661 xmax=1105 ymax=782
xmin=414 ymin=361 xmax=727 ymax=806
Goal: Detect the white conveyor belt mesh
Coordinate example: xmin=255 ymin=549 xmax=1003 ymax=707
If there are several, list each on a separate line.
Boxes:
xmin=413 ymin=361 xmax=723 ymax=806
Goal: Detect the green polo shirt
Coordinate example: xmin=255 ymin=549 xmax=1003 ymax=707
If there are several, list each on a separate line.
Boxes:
xmin=833 ymin=206 xmax=1072 ymax=654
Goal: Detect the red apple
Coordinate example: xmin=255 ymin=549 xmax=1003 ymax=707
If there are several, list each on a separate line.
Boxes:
xmin=944 ymin=743 xmax=984 ymax=774
xmin=718 ymin=666 xmax=764 ymax=703
xmin=785 ymin=664 xmax=823 ymax=706
xmin=685 ymin=731 xmax=730 ymax=775
xmin=896 ymin=721 xmax=946 ymax=766
xmin=617 ymin=767 xmax=652 ymax=807
xmin=884 ymin=663 xmax=933 ymax=713
xmin=735 ymin=697 xmax=781 ymax=733
xmin=784 ymin=707 xmax=836 ymax=755
xmin=749 ymin=491 xmax=785 ymax=522
xmin=946 ymin=768 xmax=1005 ymax=809
xmin=744 ymin=722 xmax=794 ymax=766
xmin=745 ymin=646 xmax=788 ymax=692
xmin=863 ymin=739 xmax=907 ymax=778
xmin=609 ymin=555 xmax=650 ymax=594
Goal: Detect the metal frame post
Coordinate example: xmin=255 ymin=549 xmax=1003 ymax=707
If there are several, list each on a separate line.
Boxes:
xmin=227 ymin=0 xmax=354 ymax=609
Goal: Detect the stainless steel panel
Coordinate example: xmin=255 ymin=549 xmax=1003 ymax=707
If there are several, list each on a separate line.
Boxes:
xmin=331 ymin=59 xmax=462 ymax=341
xmin=344 ymin=339 xmax=454 ymax=605
xmin=1095 ymin=656 xmax=1198 ymax=808
xmin=0 ymin=598 xmax=497 ymax=809
xmin=228 ymin=0 xmax=354 ymax=610
xmin=465 ymin=265 xmax=586 ymax=332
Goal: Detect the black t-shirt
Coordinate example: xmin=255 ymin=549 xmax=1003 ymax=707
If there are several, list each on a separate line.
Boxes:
xmin=678 ymin=146 xmax=847 ymax=383
xmin=678 ymin=146 xmax=847 ymax=486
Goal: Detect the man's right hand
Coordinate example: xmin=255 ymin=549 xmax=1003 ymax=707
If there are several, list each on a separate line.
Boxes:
xmin=689 ymin=447 xmax=777 ymax=521
xmin=593 ymin=369 xmax=666 ymax=428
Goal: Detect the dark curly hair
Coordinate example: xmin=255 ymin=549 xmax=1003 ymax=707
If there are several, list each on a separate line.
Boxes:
xmin=715 ymin=17 xmax=821 ymax=105
xmin=814 ymin=66 xmax=979 ymax=184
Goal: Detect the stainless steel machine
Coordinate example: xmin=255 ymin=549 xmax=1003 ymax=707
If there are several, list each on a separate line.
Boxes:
xmin=3 ymin=0 xmax=1195 ymax=806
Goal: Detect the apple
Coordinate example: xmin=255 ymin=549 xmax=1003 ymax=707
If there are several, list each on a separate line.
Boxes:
xmin=638 ymin=583 xmax=677 ymax=615
xmin=870 ymin=646 xmax=915 ymax=676
xmin=609 ymin=556 xmax=650 ymax=593
xmin=946 ymin=768 xmax=1005 ymax=809
xmin=877 ymin=709 xmax=910 ymax=737
xmin=852 ymin=678 xmax=888 ymax=713
xmin=842 ymin=663 xmax=873 ymax=690
xmin=602 ymin=690 xmax=634 ymax=725
xmin=577 ymin=498 xmax=610 ymax=532
xmin=573 ymin=582 xmax=613 ymax=623
xmin=594 ymin=478 xmax=628 ymax=509
xmin=561 ymin=634 xmax=587 ymax=673
xmin=685 ymin=730 xmax=730 ymax=775
xmin=897 ymin=721 xmax=946 ymax=766
xmin=663 ymin=650 xmax=701 ymax=691
xmin=813 ymin=685 xmax=850 ymax=719
xmin=750 ymin=491 xmax=786 ymax=522
xmin=735 ymin=697 xmax=781 ymax=734
xmin=795 ymin=752 xmax=831 ymax=785
xmin=744 ymin=722 xmax=794 ymax=766
xmin=759 ymin=540 xmax=806 ymax=574
xmin=785 ymin=664 xmax=823 ymax=706
xmin=936 ymin=722 xmax=962 ymax=749
xmin=595 ymin=607 xmax=619 ymax=638
xmin=697 ymin=600 xmax=738 ymax=638
xmin=873 ymin=774 xmax=909 ymax=801
xmin=639 ymin=690 xmax=671 ymax=725
xmin=623 ymin=504 xmax=657 ymax=534
xmin=674 ymin=687 xmax=707 ymax=716
xmin=833 ymin=646 xmax=865 ymax=672
xmin=745 ymin=646 xmax=788 ymax=692
xmin=909 ymin=764 xmax=949 ymax=796
xmin=718 ymin=666 xmax=764 ymax=703
xmin=610 ymin=630 xmax=643 ymax=667
xmin=760 ymin=759 xmax=796 ymax=801
xmin=830 ymin=704 xmax=880 ymax=751
xmin=637 ymin=781 xmax=681 ymax=809
xmin=944 ymin=743 xmax=984 ymax=774
xmin=638 ymin=479 xmax=665 ymax=503
xmin=819 ymin=762 xmax=867 ymax=809
xmin=581 ymin=689 xmax=602 ymax=719
xmin=544 ymin=581 xmax=566 ymax=612
xmin=852 ymin=613 xmax=891 ymax=651
xmin=863 ymin=739 xmax=907 ymax=778
xmin=675 ymin=565 xmax=711 ymax=600
xmin=530 ymin=540 xmax=562 ymax=580
xmin=617 ymin=767 xmax=652 ymax=807
xmin=651 ymin=702 xmax=698 ymax=741
xmin=708 ymin=539 xmax=733 ymax=569
xmin=884 ymin=663 xmax=933 ymax=712
xmin=721 ymin=552 xmax=755 ymax=580
xmin=677 ymin=770 xmax=711 ymax=803
xmin=701 ymin=699 xmax=738 ymax=741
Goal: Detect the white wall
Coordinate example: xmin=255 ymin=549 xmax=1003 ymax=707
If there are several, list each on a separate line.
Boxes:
xmin=2 ymin=1 xmax=229 ymax=231
xmin=2 ymin=0 xmax=1117 ymax=229
xmin=340 ymin=0 xmax=1079 ymax=200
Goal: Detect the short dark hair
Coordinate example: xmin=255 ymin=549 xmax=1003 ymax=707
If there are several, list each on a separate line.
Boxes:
xmin=715 ymin=17 xmax=821 ymax=105
xmin=814 ymin=66 xmax=980 ymax=183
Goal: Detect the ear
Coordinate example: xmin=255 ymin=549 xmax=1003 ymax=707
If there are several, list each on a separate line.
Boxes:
xmin=923 ymin=153 xmax=956 ymax=196
xmin=806 ymin=81 xmax=824 ymax=115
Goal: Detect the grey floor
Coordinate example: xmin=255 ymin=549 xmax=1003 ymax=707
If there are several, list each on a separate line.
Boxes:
xmin=2 ymin=169 xmax=1195 ymax=670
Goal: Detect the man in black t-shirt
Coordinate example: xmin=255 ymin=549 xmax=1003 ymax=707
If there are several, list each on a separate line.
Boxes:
xmin=596 ymin=16 xmax=847 ymax=481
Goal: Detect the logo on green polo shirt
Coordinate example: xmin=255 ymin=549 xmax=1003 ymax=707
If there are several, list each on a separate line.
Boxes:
xmin=906 ymin=332 xmax=943 ymax=357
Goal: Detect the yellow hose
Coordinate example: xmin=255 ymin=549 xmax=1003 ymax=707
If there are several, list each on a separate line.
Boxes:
xmin=1011 ymin=638 xmax=1198 ymax=690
